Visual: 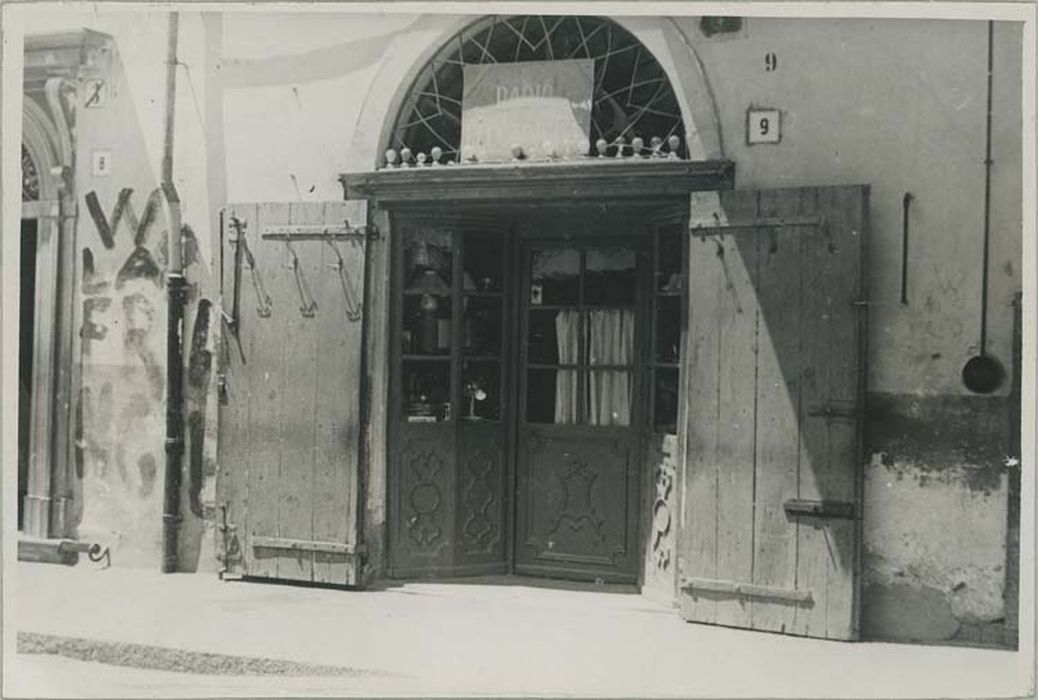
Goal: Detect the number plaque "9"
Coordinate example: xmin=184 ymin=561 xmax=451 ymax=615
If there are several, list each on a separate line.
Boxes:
xmin=747 ymin=108 xmax=781 ymax=144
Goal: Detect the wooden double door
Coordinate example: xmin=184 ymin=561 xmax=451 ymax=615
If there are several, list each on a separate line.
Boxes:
xmin=216 ymin=186 xmax=868 ymax=641
xmin=387 ymin=207 xmax=651 ymax=583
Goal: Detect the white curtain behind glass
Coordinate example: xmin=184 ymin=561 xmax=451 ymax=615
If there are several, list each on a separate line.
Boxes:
xmin=552 ymin=309 xmax=633 ymax=425
xmin=554 ymin=310 xmax=580 ymax=424
xmin=588 ymin=309 xmax=633 ymax=426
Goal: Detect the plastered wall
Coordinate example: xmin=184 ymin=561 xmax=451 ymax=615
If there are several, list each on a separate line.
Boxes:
xmin=669 ymin=15 xmax=1023 ymax=644
xmin=20 ymin=10 xmax=1024 ymax=643
xmin=24 ymin=9 xmax=218 ymax=570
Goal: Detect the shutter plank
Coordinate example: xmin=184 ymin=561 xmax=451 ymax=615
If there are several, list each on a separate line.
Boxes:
xmin=312 ymin=201 xmax=366 ymax=585
xmin=792 ymin=187 xmax=865 ymax=640
xmin=217 ymin=204 xmax=256 ymax=578
xmin=310 ymin=202 xmax=337 ymax=585
xmin=680 ymin=230 xmax=725 ymax=625
xmin=364 ymin=207 xmax=392 ymax=577
xmin=247 ymin=202 xmax=290 ymax=580
xmin=824 ymin=186 xmax=866 ymax=639
xmin=711 ymin=190 xmax=759 ymax=629
xmin=792 ymin=188 xmax=830 ymax=638
xmin=275 ymin=202 xmax=322 ymax=582
xmin=750 ymin=188 xmax=806 ymax=633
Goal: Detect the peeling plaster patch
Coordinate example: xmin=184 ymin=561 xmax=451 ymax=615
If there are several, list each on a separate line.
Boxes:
xmin=863 ymin=391 xmax=1013 ymax=639
xmin=79 ymin=383 xmax=113 ymax=480
xmin=122 ymin=293 xmax=164 ymax=401
xmin=186 ymin=299 xmax=213 ymax=519
xmin=863 ymin=583 xmax=960 ymax=641
xmin=123 ymin=292 xmax=155 ymax=331
xmin=187 ymin=300 xmax=212 ymax=390
xmin=96 ymin=383 xmax=114 ymax=430
xmin=864 ymin=449 xmax=1009 ymax=630
xmin=181 ymin=224 xmax=201 ymax=268
xmin=115 ymin=444 xmax=130 ymax=488
xmin=157 ymin=231 xmax=168 ymax=268
xmin=865 ymin=392 xmax=1010 ymax=494
xmin=74 ymin=389 xmax=84 ymax=478
xmin=946 ymin=565 xmax=1007 ymax=622
xmin=187 ymin=414 xmax=205 ymax=517
xmin=121 ymin=393 xmax=152 ymax=421
xmin=138 ymin=453 xmax=157 ymax=497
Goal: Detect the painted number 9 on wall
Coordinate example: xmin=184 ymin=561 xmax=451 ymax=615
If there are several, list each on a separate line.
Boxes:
xmin=747 ymin=108 xmax=781 ymax=144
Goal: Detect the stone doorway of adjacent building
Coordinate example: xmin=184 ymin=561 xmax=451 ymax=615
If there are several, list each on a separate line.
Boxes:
xmin=18 ymin=216 xmax=39 ymax=531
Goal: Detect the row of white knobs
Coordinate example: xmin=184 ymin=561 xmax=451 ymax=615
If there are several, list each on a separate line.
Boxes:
xmin=384 ymin=135 xmax=682 ymax=168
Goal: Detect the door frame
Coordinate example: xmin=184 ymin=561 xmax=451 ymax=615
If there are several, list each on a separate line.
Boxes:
xmin=342 ymin=159 xmax=735 ymax=583
xmin=20 ymin=83 xmax=78 ymax=540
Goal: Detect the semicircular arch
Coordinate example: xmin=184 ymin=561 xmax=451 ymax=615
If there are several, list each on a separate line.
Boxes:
xmin=345 ymin=14 xmax=722 ymax=172
xmin=22 ymin=95 xmax=63 ymax=203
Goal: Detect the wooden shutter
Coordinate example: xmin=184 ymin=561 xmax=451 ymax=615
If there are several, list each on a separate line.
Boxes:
xmin=216 ymin=201 xmax=369 ymax=585
xmin=678 ymin=185 xmax=867 ymax=640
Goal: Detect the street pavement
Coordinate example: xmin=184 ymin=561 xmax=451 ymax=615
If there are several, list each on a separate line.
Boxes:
xmin=4 ymin=562 xmax=1030 ymax=698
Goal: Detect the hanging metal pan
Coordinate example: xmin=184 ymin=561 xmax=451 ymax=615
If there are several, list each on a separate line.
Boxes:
xmin=962 ymin=354 xmax=1004 ymax=394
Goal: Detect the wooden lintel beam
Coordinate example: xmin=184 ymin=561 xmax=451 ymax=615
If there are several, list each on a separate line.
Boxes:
xmin=340 ymin=159 xmax=735 ymax=203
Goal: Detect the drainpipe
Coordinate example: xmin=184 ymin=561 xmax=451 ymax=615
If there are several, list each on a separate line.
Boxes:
xmin=161 ymin=11 xmax=186 ymax=573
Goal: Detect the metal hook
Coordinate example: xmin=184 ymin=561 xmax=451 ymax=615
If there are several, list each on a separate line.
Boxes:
xmin=229 ymin=219 xmax=273 ymax=319
xmin=87 ymin=543 xmax=111 ymax=568
xmin=285 ymin=241 xmax=318 ymax=318
xmin=242 ymin=238 xmax=273 ymax=318
xmin=325 ymin=238 xmax=363 ymax=322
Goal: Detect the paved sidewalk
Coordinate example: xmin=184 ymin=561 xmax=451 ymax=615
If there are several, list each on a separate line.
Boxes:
xmin=5 ymin=562 xmax=1030 ymax=698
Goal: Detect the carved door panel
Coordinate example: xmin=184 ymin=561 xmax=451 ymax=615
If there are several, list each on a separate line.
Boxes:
xmin=516 ymin=429 xmax=640 ymax=581
xmin=216 ymin=202 xmax=368 ymax=585
xmin=389 ymin=431 xmax=457 ymax=575
xmin=456 ymin=422 xmax=507 ymax=569
xmin=514 ymin=240 xmax=644 ymax=583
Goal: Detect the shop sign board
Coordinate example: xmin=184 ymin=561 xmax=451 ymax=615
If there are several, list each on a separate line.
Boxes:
xmin=461 ymin=59 xmax=594 ymax=162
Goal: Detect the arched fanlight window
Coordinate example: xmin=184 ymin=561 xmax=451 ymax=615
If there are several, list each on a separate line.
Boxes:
xmin=21 ymin=144 xmax=40 ymax=201
xmin=391 ymin=16 xmax=687 ymax=161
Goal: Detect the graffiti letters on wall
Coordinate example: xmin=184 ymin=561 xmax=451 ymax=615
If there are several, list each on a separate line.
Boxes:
xmin=76 ymin=187 xmax=168 ymax=550
xmin=76 ymin=184 xmax=215 ymax=565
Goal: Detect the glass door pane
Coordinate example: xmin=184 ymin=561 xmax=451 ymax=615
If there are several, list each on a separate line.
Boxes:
xmin=400 ymin=225 xmax=456 ymax=422
xmin=523 ymin=241 xmax=640 ymax=427
xmin=584 ymin=247 xmax=636 ymax=306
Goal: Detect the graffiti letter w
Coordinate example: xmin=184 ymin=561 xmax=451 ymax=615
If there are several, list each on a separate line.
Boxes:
xmin=84 ymin=188 xmax=163 ymax=250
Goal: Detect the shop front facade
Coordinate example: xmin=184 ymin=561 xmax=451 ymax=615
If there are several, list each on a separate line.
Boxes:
xmin=11 ymin=8 xmax=1027 ymax=647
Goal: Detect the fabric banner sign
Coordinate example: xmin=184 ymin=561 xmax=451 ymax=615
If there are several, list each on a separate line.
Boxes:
xmin=461 ymin=59 xmax=594 ymax=163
